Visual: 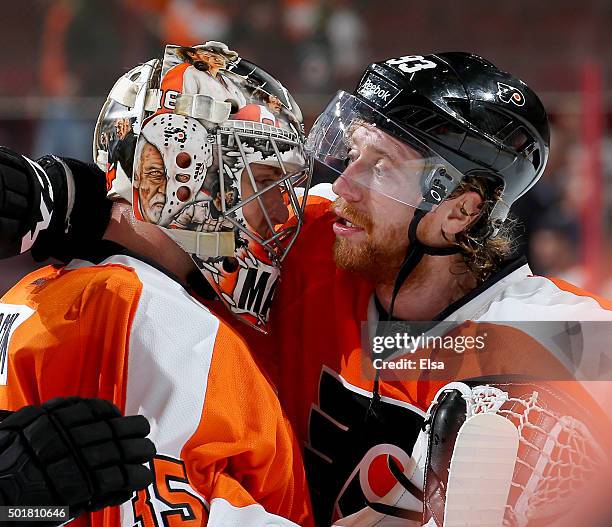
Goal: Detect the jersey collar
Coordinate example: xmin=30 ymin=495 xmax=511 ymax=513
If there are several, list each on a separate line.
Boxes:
xmin=68 ymin=239 xmax=218 ymax=300
xmin=371 ymin=255 xmax=529 ymax=324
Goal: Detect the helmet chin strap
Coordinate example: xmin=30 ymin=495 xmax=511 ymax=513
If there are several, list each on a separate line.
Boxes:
xmin=367 ymin=208 xmax=460 ymax=422
xmin=387 ymin=208 xmax=460 ymax=320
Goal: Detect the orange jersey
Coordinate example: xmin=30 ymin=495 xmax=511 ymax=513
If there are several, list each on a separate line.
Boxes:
xmin=0 ymin=249 xmax=312 ymax=527
xmin=246 ymin=184 xmax=612 ymax=526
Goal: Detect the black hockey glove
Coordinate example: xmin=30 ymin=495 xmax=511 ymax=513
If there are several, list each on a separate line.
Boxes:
xmin=0 ymin=397 xmax=155 ymax=523
xmin=0 ymin=146 xmax=49 ymax=260
xmin=0 ymin=147 xmax=111 ymax=262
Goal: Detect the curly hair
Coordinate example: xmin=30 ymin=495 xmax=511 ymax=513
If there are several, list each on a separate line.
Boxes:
xmin=442 ymin=176 xmax=518 ymax=284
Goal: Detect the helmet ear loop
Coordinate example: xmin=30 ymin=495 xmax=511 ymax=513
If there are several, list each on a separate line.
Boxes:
xmin=462 ymin=197 xmax=498 ymax=244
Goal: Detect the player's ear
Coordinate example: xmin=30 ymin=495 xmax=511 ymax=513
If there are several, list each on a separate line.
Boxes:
xmin=441 ymin=191 xmax=483 ymax=235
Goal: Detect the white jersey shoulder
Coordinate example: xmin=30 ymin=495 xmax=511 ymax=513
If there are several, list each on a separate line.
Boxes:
xmin=293 ymin=182 xmax=336 ymax=202
xmin=68 ymin=253 xmax=220 ymax=455
xmin=447 ymin=263 xmax=612 ymax=322
xmin=445 ymin=262 xmax=612 ymax=393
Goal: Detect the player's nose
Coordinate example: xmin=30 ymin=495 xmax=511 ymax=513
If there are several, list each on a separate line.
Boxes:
xmin=265 ymin=188 xmax=290 ymax=226
xmin=332 ymin=173 xmax=363 ymax=203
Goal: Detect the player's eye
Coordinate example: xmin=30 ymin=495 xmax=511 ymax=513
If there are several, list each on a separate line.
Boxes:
xmin=373 ymin=159 xmax=386 ymax=179
xmin=344 ymin=150 xmax=358 ymax=169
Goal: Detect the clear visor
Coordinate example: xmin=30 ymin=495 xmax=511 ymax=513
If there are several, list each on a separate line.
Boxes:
xmin=306 ymin=91 xmax=465 ymax=210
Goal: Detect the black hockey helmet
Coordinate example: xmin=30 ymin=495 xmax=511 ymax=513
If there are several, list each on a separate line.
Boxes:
xmin=307 ymin=52 xmax=550 ymax=232
xmin=307 ymin=52 xmax=551 ymax=321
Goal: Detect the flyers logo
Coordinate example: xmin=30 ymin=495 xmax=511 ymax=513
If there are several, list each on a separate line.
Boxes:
xmin=132 ymin=455 xmax=208 ymax=527
xmin=496 ymin=82 xmax=525 ymax=107
xmin=305 ymin=367 xmax=425 ymax=525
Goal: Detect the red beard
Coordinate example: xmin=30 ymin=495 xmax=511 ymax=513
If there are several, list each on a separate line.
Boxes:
xmin=332 ymin=199 xmax=407 ymax=285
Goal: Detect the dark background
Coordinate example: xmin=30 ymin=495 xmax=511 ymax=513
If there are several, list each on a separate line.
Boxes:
xmin=1 ymin=0 xmax=611 ymax=294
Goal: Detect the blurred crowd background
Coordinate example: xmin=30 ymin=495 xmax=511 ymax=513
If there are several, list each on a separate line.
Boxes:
xmin=0 ymin=0 xmax=611 ymax=295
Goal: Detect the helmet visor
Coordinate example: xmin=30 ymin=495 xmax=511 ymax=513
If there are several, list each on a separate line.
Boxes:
xmin=306 ymin=91 xmax=464 ymax=210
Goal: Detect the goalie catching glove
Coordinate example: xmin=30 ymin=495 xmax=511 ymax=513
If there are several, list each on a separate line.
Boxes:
xmin=0 ymin=397 xmax=155 ymax=524
xmin=422 ymin=378 xmax=609 ymax=527
xmin=335 ymin=379 xmax=610 ymax=527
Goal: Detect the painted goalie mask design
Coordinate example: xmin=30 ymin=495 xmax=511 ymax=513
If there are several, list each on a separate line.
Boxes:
xmin=94 ymin=43 xmax=312 ymax=331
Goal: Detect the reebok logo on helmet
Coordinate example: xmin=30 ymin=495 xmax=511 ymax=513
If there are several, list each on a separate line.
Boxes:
xmin=357 ymin=74 xmax=400 ymax=108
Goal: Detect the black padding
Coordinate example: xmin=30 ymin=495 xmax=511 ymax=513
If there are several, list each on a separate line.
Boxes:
xmin=32 ymin=156 xmax=112 ymax=263
xmin=0 ymin=147 xmax=43 ymax=259
xmin=0 ymin=397 xmax=155 ymax=525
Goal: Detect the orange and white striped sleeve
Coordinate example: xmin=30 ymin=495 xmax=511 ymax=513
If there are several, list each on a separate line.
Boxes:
xmin=99 ymin=255 xmax=312 ymax=527
xmin=1 ymin=254 xmax=312 ymax=526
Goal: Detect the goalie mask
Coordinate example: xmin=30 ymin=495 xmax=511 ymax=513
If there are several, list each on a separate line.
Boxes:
xmin=94 ymin=43 xmax=312 ymax=331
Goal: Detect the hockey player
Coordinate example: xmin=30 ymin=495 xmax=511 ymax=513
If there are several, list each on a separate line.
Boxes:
xmin=0 ymin=44 xmax=314 ymax=526
xmin=262 ymin=52 xmax=612 ymax=525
